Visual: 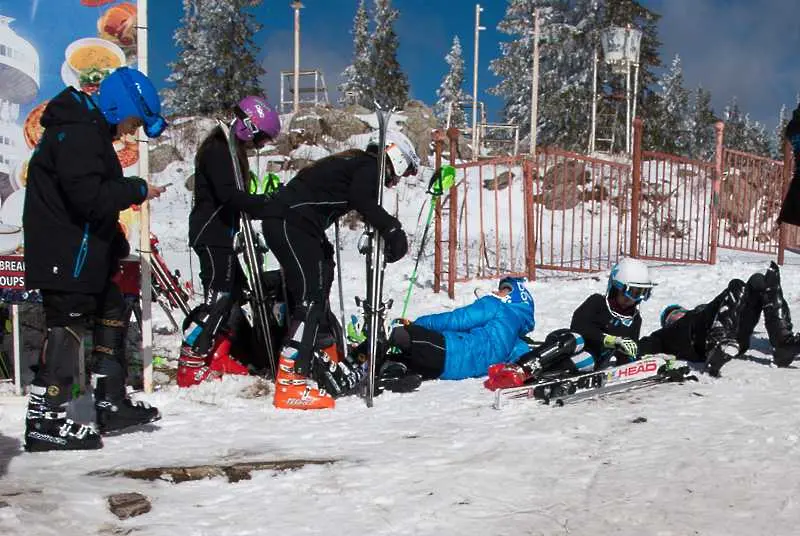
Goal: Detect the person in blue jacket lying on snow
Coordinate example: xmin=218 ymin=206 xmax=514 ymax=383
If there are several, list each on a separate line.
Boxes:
xmin=381 ymin=277 xmax=535 ymax=381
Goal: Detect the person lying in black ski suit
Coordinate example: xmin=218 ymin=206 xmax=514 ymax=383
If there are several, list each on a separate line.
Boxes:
xmin=484 ymin=257 xmax=654 ymax=390
xmin=638 ymin=262 xmax=800 ymax=376
xmin=261 ymin=134 xmax=420 ymax=410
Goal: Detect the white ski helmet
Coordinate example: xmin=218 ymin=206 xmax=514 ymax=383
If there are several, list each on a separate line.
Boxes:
xmin=368 ymin=130 xmax=421 ymax=177
xmin=607 ymin=257 xmax=656 ymax=303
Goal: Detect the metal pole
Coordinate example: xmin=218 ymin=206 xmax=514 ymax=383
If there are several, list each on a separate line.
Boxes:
xmin=589 ymin=46 xmax=598 ymax=153
xmin=625 ymin=59 xmax=632 ymax=154
xmin=292 ymin=1 xmax=304 ymax=113
xmin=529 ymin=8 xmax=540 ymax=157
xmin=471 ymin=4 xmax=484 ymax=161
xmin=631 ymin=61 xmax=640 ymax=149
xmin=137 ymin=0 xmax=153 ymax=393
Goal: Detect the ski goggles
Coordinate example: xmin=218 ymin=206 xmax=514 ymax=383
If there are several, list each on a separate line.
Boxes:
xmin=612 ymin=282 xmax=653 ymax=303
xmin=117 ymin=67 xmax=167 ymax=138
xmin=234 ymin=106 xmax=273 ymax=146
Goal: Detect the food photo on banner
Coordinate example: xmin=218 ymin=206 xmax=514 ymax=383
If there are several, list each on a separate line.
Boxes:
xmin=0 ymin=0 xmax=141 ymax=302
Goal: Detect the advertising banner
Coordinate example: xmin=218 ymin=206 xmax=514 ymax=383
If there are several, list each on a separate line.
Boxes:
xmin=0 ymin=0 xmax=141 ymax=263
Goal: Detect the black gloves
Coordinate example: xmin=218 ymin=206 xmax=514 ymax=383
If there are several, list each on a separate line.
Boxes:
xmin=383 ymin=226 xmax=408 ymax=263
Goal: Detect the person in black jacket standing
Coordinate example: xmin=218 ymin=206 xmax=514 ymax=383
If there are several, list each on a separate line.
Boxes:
xmin=177 ymin=96 xmax=280 ymax=388
xmin=264 ymin=132 xmax=419 ymax=410
xmin=23 ymin=67 xmax=166 ymax=452
xmin=778 ymin=104 xmax=800 ymax=226
xmin=639 ymin=262 xmax=800 ymax=376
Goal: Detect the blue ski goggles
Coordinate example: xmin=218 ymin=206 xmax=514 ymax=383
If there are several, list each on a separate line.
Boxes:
xmin=612 ymin=281 xmax=652 ymax=303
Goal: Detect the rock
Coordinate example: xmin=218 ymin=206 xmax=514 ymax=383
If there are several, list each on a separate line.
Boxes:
xmin=317 ymin=105 xmax=371 ymax=141
xmin=542 ymin=161 xmax=589 ymax=189
xmin=543 ymin=181 xmax=581 ymax=210
xmin=288 ymin=113 xmax=324 ymax=146
xmin=148 ymin=144 xmax=182 ymax=174
xmin=107 ymin=492 xmax=151 ymax=520
xmin=483 ymin=171 xmax=514 ymax=191
xmin=401 ymin=100 xmax=439 ymax=166
xmin=719 ymin=172 xmax=759 ymax=224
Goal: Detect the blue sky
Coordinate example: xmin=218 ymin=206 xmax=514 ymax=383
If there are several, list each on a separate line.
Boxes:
xmin=4 ymin=1 xmax=798 ymax=128
xmin=148 ymin=0 xmax=800 ymax=128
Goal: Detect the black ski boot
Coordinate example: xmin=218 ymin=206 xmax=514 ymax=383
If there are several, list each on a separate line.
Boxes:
xmin=705 ymin=342 xmax=739 ymax=377
xmin=377 ymin=360 xmax=422 ymax=394
xmin=763 ymin=262 xmax=800 ymax=367
xmin=94 ymin=373 xmax=160 ymax=435
xmin=24 ymin=385 xmax=102 ymax=452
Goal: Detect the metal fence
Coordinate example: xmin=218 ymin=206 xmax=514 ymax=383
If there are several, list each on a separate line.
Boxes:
xmin=431 ymin=122 xmax=796 ymax=298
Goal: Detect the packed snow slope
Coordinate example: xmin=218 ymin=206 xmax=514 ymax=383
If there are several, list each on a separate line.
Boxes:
xmin=2 ymin=251 xmax=800 ymax=535
xmin=2 ymin=134 xmax=800 ymax=535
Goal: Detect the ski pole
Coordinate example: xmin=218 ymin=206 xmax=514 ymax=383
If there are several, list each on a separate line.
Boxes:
xmin=400 ymin=165 xmax=456 ymax=318
xmin=334 ymin=220 xmax=346 ymax=336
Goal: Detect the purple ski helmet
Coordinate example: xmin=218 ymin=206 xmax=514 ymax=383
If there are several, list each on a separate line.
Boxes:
xmin=232 ymin=96 xmax=280 ymax=145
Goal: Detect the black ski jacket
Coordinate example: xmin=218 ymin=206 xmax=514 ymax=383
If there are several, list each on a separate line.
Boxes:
xmin=638 ymin=298 xmax=722 ymax=362
xmin=570 ymin=293 xmax=642 ymax=364
xmin=24 ymin=87 xmax=147 ymax=294
xmin=263 ymin=149 xmax=400 ymax=238
xmin=189 ymin=127 xmax=269 ymax=248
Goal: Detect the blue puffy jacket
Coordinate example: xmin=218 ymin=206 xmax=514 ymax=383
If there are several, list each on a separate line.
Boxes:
xmin=414 ymin=295 xmax=535 ymax=380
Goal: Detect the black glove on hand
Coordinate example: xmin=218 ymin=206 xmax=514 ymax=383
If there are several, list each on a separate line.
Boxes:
xmin=383 ymin=226 xmax=408 ymax=263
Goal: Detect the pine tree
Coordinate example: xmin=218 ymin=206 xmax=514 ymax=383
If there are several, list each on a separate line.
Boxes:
xmin=490 ymin=0 xmax=598 ymax=151
xmin=771 ymin=104 xmax=788 ymax=159
xmin=370 ymin=0 xmax=409 ymax=108
xmin=338 ymin=0 xmax=373 ymax=107
xmin=723 ymin=97 xmax=747 ymax=151
xmin=645 ymin=54 xmax=690 ymax=154
xmin=162 ymin=0 xmax=265 ymax=116
xmin=689 ymin=85 xmax=717 ymax=160
xmin=434 ymin=36 xmax=467 ymax=127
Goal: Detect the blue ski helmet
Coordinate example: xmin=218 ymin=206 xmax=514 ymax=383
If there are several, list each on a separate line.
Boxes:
xmin=97 ymin=67 xmax=166 ymax=138
xmin=498 ymin=277 xmax=534 ymax=311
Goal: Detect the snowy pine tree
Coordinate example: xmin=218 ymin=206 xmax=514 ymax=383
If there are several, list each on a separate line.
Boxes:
xmin=370 ymin=0 xmax=409 ymax=109
xmin=645 ymin=54 xmax=690 ymax=154
xmin=490 ymin=0 xmax=598 ymax=151
xmin=771 ymin=105 xmax=788 ymax=159
xmin=162 ymin=0 xmax=264 ymax=116
xmin=338 ymin=0 xmax=373 ymax=107
xmin=434 ymin=36 xmax=467 ymax=127
xmin=689 ymin=86 xmax=717 ymax=160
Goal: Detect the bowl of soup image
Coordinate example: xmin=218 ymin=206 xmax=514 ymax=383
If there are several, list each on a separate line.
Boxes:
xmin=65 ymin=38 xmax=125 ymax=75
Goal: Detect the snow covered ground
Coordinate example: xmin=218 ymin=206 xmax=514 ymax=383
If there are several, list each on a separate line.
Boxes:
xmin=2 ymin=136 xmax=800 ymax=534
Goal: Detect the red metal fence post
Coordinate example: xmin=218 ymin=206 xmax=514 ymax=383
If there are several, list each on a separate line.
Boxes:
xmin=432 ymin=129 xmax=445 ymax=293
xmin=778 ymin=138 xmax=793 ymax=266
xmin=630 ymin=118 xmax=643 ymax=258
xmin=710 ymin=121 xmax=725 ymax=265
xmin=524 ymin=157 xmax=536 ymax=281
xmin=446 ymin=128 xmax=459 ymax=299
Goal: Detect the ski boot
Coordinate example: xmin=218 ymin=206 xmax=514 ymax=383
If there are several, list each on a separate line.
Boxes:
xmin=176 ymin=343 xmax=220 ymax=388
xmin=207 ymin=332 xmax=250 ymax=376
xmin=764 ymin=262 xmax=800 ymax=367
xmin=273 ymin=351 xmax=335 ymax=410
xmin=94 ymin=373 xmax=161 ymax=435
xmin=377 ymin=360 xmax=422 ymax=394
xmin=24 ymin=384 xmax=103 ymax=452
xmin=705 ymin=342 xmax=739 ymax=377
xmin=484 ymin=363 xmax=530 ymax=391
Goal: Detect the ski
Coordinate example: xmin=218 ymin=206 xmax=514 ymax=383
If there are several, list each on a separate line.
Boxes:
xmin=492 ymin=355 xmax=696 ymax=409
xmin=218 ymin=120 xmax=276 ymax=380
xmin=363 ymin=106 xmax=393 ymax=407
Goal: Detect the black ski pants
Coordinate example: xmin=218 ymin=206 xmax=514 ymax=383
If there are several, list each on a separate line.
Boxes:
xmin=388 ymin=324 xmax=446 ymax=379
xmin=262 ymin=218 xmax=336 ymax=373
xmin=37 ymin=282 xmax=128 ymax=395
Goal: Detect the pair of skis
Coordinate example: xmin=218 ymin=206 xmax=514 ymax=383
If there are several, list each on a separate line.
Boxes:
xmin=218 ymin=120 xmax=276 ymax=380
xmin=492 ymin=355 xmax=697 ymax=409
